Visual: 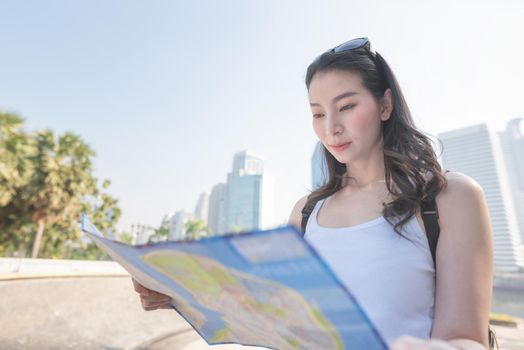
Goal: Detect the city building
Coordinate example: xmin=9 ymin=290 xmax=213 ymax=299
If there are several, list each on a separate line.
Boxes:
xmin=224 ymin=150 xmax=275 ymax=233
xmin=439 ymin=123 xmax=524 ymax=272
xmin=207 ymin=183 xmax=227 ymax=235
xmin=165 ymin=150 xmax=275 ymax=237
xmin=194 ymin=192 xmax=209 ymax=225
xmin=168 ymin=210 xmax=197 ymax=241
xmin=498 ymin=118 xmax=524 ymax=244
xmin=232 ymin=149 xmax=265 ymax=175
xmin=130 ymin=224 xmax=155 ymax=245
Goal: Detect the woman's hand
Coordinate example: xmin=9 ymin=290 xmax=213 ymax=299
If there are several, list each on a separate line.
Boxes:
xmin=132 ymin=278 xmax=173 ymax=311
xmin=391 ymin=336 xmax=486 ymax=350
xmin=391 ymin=336 xmax=460 ymax=350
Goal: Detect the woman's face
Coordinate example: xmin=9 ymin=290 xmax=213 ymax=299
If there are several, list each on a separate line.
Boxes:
xmin=308 ymin=69 xmax=392 ymax=165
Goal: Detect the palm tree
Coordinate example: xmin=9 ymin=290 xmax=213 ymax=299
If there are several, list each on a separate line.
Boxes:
xmin=0 ymin=113 xmax=36 ymax=256
xmin=0 ymin=112 xmax=34 ymax=226
xmin=24 ymin=130 xmax=97 ymax=258
xmin=184 ymin=219 xmax=209 ymax=240
xmin=0 ymin=112 xmax=121 ymax=258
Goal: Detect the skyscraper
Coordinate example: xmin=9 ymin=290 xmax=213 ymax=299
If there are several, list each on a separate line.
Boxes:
xmin=194 ymin=192 xmax=209 ymax=225
xmin=232 ymin=149 xmax=265 ymax=176
xmin=439 ymin=123 xmax=524 ymax=272
xmin=498 ymin=118 xmax=524 ymax=243
xmin=131 ymin=224 xmax=154 ymax=245
xmin=168 ymin=210 xmax=196 ymax=241
xmin=207 ymin=183 xmax=227 ymax=235
xmin=225 ymin=150 xmax=275 ymax=232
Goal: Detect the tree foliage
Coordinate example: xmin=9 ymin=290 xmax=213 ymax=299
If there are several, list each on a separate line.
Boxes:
xmin=146 ymin=214 xmax=171 ymax=243
xmin=0 ymin=111 xmax=121 ymax=259
xmin=184 ymin=219 xmax=209 ymax=240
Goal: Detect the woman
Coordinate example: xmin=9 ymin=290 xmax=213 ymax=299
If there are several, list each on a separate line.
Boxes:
xmin=133 ymin=38 xmax=493 ymax=349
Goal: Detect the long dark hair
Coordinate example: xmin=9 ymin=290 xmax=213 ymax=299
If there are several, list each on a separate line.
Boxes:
xmin=304 ymin=43 xmax=447 ymax=235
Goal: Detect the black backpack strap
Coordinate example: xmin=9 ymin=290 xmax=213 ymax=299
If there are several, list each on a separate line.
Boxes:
xmin=421 ymin=197 xmax=440 ymax=270
xmin=300 ymin=198 xmax=318 ymax=235
xmin=420 ymin=196 xmax=497 ymax=349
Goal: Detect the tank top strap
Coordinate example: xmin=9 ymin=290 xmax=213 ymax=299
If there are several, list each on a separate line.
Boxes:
xmin=306 ymin=197 xmax=327 ymax=231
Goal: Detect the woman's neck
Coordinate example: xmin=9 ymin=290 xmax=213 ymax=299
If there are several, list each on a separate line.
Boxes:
xmin=342 ymin=152 xmax=386 ymax=189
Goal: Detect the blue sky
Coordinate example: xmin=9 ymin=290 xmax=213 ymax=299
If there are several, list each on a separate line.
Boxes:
xmin=1 ymin=0 xmax=523 ymax=230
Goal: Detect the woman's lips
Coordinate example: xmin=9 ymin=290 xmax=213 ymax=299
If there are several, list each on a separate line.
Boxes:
xmin=331 ymin=142 xmax=351 ymax=152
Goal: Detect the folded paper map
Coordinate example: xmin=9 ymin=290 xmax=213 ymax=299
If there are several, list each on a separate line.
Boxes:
xmin=81 ymin=213 xmax=387 ymax=350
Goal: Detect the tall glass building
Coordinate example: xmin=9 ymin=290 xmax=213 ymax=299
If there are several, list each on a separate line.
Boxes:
xmin=207 ymin=183 xmax=227 ymax=235
xmin=194 ymin=192 xmax=209 ymax=225
xmin=168 ymin=210 xmax=196 ymax=241
xmin=439 ymin=123 xmax=524 ymax=272
xmin=498 ymin=118 xmax=524 ymax=244
xmin=224 ymin=150 xmax=275 ymax=233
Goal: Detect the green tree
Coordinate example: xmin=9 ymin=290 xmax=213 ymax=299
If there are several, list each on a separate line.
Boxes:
xmin=22 ymin=130 xmax=98 ymax=258
xmin=185 ymin=219 xmax=209 ymax=240
xmin=231 ymin=225 xmax=247 ymax=233
xmin=0 ymin=113 xmax=34 ymax=229
xmin=67 ymin=240 xmax=110 ymax=261
xmin=0 ymin=111 xmax=121 ymax=259
xmin=148 ymin=214 xmax=170 ymax=243
xmin=0 ymin=112 xmax=36 ymax=256
xmin=53 ymin=180 xmax=121 ymax=260
xmin=148 ymin=224 xmax=170 ymax=243
xmin=119 ymin=231 xmax=135 ymax=245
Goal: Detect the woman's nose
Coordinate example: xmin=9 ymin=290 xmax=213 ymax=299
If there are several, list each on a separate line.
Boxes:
xmin=326 ymin=114 xmax=343 ymax=135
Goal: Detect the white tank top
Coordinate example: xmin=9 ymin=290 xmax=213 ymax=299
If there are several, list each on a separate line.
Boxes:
xmin=304 ymin=197 xmax=435 ymax=345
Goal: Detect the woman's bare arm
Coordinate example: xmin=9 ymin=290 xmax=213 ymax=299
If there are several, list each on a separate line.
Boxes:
xmin=430 ymin=171 xmax=493 ymax=347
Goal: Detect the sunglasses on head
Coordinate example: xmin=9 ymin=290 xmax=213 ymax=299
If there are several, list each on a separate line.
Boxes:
xmin=331 ymin=37 xmax=373 ymax=54
xmin=312 ymin=37 xmax=376 ymax=65
xmin=320 ymin=37 xmax=389 ymax=91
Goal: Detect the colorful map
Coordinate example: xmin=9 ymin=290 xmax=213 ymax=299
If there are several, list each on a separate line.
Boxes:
xmin=82 ymin=214 xmax=387 ymax=350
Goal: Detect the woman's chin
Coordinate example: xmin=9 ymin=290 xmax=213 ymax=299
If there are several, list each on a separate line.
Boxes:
xmin=333 ymin=155 xmax=350 ymax=164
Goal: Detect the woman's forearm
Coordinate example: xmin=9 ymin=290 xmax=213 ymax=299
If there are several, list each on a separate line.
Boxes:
xmin=447 ymin=338 xmax=486 ymax=350
xmin=391 ymin=336 xmax=487 ymax=349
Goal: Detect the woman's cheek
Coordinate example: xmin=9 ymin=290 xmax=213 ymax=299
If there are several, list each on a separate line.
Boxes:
xmin=312 ymin=120 xmax=323 ymax=138
xmin=350 ymin=111 xmax=374 ymax=133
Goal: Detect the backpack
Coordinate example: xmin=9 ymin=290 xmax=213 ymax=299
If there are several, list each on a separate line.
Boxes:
xmin=300 ymin=196 xmax=498 ymax=350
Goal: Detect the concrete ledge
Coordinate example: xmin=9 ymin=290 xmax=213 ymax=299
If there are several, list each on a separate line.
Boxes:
xmin=0 ymin=271 xmax=129 ymax=281
xmin=0 ymin=257 xmax=127 ymax=275
xmin=0 ymin=276 xmax=196 ymax=349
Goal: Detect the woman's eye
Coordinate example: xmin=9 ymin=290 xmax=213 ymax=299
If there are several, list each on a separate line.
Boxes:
xmin=340 ymin=104 xmax=354 ymax=111
xmin=313 ymin=113 xmax=324 ymax=119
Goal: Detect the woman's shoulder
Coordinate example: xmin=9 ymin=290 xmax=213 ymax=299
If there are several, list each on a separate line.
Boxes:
xmin=436 ymin=171 xmax=484 ymax=204
xmin=288 ymin=194 xmax=310 ymax=230
xmin=435 ymin=171 xmax=488 ymax=229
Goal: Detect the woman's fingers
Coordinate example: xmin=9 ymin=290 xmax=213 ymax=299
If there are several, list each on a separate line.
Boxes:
xmin=141 ymin=295 xmax=172 ymax=304
xmin=132 ymin=278 xmax=173 ymax=311
xmin=141 ymin=297 xmax=173 ymax=311
xmin=132 ymin=278 xmax=150 ymax=296
xmin=132 ymin=278 xmax=170 ymax=298
xmin=391 ymin=336 xmax=459 ymax=350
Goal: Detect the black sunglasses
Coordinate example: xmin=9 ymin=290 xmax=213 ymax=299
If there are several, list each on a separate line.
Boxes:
xmin=331 ymin=37 xmax=374 ymax=55
xmin=313 ymin=37 xmax=376 ymax=64
xmin=313 ymin=37 xmax=386 ymax=84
